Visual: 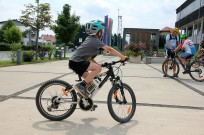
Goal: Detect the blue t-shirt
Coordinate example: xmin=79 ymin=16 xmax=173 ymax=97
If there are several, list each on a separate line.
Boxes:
xmin=165 ymin=34 xmax=179 ymax=50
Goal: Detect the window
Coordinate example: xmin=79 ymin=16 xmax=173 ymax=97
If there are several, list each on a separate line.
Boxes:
xmin=188 ymin=27 xmax=193 ymax=37
xmin=194 ymin=24 xmax=198 ymax=35
xmin=125 ymin=33 xmax=131 ymax=44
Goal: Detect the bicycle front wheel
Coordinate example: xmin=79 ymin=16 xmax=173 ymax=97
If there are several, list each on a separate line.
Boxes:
xmin=36 ymin=80 xmax=77 ymax=121
xmin=162 ymin=59 xmax=180 ymax=77
xmin=189 ymin=60 xmax=204 ymax=82
xmin=107 ymin=83 xmax=136 ymax=123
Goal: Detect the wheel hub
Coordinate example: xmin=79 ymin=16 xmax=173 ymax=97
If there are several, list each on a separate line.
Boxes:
xmin=51 ymin=96 xmax=60 ymax=109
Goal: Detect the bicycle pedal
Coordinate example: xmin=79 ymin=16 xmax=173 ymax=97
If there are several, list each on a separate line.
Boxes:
xmin=91 ymin=105 xmax=98 ymax=111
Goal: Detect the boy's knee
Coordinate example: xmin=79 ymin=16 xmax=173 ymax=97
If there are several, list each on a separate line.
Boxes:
xmin=96 ymin=65 xmax=102 ymax=72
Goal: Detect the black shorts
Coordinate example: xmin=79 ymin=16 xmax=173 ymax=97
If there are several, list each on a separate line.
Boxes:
xmin=165 ymin=50 xmax=175 ymax=59
xmin=69 ymin=60 xmax=90 ymax=76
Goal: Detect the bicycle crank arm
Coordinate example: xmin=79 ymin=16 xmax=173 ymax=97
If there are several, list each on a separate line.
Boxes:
xmin=58 ymin=99 xmax=78 ymax=104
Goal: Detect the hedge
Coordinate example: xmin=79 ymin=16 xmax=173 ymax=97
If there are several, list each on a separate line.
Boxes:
xmin=0 ymin=42 xmax=11 ymax=51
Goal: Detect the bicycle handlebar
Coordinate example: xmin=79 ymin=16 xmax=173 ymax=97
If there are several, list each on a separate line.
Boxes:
xmin=101 ymin=57 xmax=129 ymax=67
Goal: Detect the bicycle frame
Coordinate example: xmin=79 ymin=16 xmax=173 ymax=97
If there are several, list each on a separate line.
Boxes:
xmin=90 ymin=63 xmax=122 ymax=98
xmin=55 ymin=62 xmax=123 ymax=103
xmin=174 ymin=55 xmax=186 ymax=70
xmin=171 ymin=52 xmax=193 ymax=70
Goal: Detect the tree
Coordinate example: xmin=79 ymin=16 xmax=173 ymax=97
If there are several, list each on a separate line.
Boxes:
xmin=73 ymin=25 xmax=88 ymax=47
xmin=20 ymin=0 xmax=52 ymax=59
xmin=53 ymin=4 xmax=80 ymax=57
xmin=3 ymin=26 xmax=22 ymax=44
xmin=112 ymin=33 xmax=118 ymax=46
xmin=0 ymin=20 xmax=15 ymax=42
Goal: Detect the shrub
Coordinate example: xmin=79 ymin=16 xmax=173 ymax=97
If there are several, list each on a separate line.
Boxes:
xmin=124 ymin=42 xmax=147 ymax=57
xmin=38 ymin=45 xmax=47 ymax=60
xmin=43 ymin=44 xmax=55 ymax=60
xmin=22 ymin=51 xmax=35 ymax=62
xmin=22 ymin=44 xmax=35 ymax=51
xmin=9 ymin=43 xmax=22 ymax=62
xmin=0 ymin=42 xmax=11 ymax=51
xmin=3 ymin=26 xmax=22 ymax=44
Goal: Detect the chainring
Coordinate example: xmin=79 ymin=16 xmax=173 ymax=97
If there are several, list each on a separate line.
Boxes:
xmin=78 ymin=98 xmax=93 ymax=111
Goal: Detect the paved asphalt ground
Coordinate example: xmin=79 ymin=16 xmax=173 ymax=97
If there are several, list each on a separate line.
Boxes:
xmin=0 ymin=55 xmax=204 ymax=135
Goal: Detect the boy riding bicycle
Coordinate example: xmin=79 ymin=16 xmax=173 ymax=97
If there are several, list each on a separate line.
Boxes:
xmin=174 ymin=34 xmax=196 ymax=74
xmin=69 ymin=20 xmax=127 ymax=99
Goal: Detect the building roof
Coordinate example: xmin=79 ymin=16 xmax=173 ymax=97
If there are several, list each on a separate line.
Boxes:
xmin=0 ymin=19 xmax=37 ymax=33
xmin=41 ymin=34 xmax=56 ymax=43
xmin=160 ymin=27 xmax=172 ymax=32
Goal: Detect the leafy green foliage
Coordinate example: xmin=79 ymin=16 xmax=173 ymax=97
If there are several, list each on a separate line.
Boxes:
xmin=0 ymin=20 xmax=15 ymax=42
xmin=22 ymin=51 xmax=36 ymax=62
xmin=124 ymin=42 xmax=147 ymax=57
xmin=20 ymin=1 xmax=52 ymax=59
xmin=73 ymin=25 xmax=88 ymax=46
xmin=10 ymin=43 xmax=22 ymax=52
xmin=22 ymin=44 xmax=35 ymax=50
xmin=9 ymin=43 xmax=22 ymax=62
xmin=53 ymin=4 xmax=80 ymax=46
xmin=43 ymin=44 xmax=55 ymax=60
xmin=20 ymin=3 xmax=52 ymax=30
xmin=3 ymin=26 xmax=22 ymax=44
xmin=0 ymin=42 xmax=11 ymax=51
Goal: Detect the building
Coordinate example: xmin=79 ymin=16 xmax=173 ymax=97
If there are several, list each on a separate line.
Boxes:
xmin=175 ymin=0 xmax=204 ymax=45
xmin=0 ymin=20 xmax=37 ymax=45
xmin=39 ymin=34 xmax=56 ymax=45
xmin=160 ymin=27 xmax=173 ymax=36
xmin=123 ymin=28 xmax=160 ymax=52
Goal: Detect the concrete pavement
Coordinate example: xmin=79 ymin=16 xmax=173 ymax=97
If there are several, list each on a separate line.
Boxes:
xmin=0 ymin=55 xmax=204 ymax=135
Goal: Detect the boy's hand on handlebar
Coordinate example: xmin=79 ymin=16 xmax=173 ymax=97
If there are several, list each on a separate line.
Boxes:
xmin=120 ymin=56 xmax=129 ymax=62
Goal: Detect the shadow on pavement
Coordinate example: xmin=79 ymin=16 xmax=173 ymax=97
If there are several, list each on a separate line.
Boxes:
xmin=32 ymin=118 xmax=139 ymax=135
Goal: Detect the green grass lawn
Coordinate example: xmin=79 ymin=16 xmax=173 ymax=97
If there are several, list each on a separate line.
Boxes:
xmin=0 ymin=57 xmax=69 ymax=67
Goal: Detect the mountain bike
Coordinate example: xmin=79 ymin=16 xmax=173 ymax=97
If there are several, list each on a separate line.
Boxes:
xmin=36 ymin=60 xmax=136 ymax=123
xmin=162 ymin=51 xmax=204 ymax=82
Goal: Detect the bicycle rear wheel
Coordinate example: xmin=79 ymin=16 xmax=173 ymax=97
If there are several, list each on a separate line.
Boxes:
xmin=162 ymin=59 xmax=180 ymax=77
xmin=36 ymin=80 xmax=77 ymax=121
xmin=189 ymin=60 xmax=204 ymax=82
xmin=107 ymin=83 xmax=136 ymax=123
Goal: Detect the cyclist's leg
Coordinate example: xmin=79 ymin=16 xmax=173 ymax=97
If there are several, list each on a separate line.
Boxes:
xmin=179 ymin=53 xmax=190 ymax=65
xmin=84 ymin=62 xmax=102 ymax=84
xmin=170 ymin=51 xmax=177 ymax=75
xmin=179 ymin=53 xmax=191 ymax=73
xmin=69 ymin=60 xmax=90 ymax=98
xmin=164 ymin=50 xmax=169 ymax=77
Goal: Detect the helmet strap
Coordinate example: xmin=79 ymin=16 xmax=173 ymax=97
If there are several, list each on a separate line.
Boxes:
xmin=96 ymin=30 xmax=103 ymax=40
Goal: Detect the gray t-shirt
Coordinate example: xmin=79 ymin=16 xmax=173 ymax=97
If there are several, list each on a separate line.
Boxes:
xmin=70 ymin=36 xmax=105 ymax=62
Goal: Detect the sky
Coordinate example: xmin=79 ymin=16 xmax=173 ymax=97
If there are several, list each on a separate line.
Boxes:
xmin=0 ymin=0 xmax=186 ymax=36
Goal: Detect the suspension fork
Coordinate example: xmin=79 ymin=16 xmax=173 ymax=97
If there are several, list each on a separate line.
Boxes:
xmin=113 ymin=77 xmax=127 ymax=104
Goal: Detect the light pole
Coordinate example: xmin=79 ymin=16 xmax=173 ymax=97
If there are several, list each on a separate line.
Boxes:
xmin=35 ymin=0 xmax=39 ymax=60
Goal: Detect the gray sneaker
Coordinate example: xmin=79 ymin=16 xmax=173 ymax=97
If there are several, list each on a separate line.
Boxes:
xmin=74 ymin=83 xmax=88 ymax=99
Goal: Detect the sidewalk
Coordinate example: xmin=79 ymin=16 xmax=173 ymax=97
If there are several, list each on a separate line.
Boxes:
xmin=0 ymin=55 xmax=204 ymax=135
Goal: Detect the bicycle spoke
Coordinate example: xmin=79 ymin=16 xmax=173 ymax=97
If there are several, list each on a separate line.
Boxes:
xmin=110 ymin=85 xmax=135 ymax=120
xmin=38 ymin=82 xmax=75 ymax=118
